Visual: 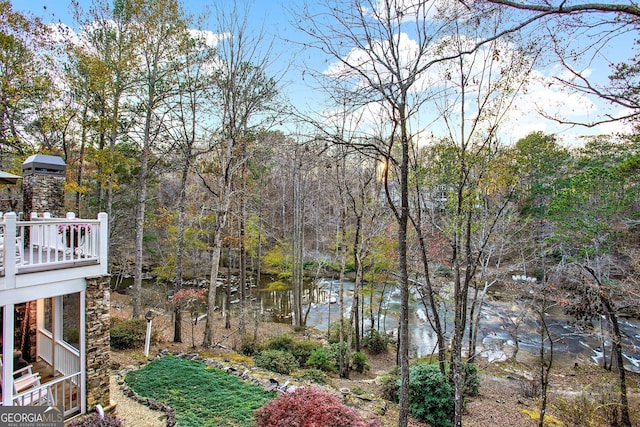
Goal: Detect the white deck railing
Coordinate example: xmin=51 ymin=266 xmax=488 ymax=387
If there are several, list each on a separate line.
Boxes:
xmin=0 ymin=212 xmax=108 ymax=283
xmin=12 ymin=371 xmax=81 ymax=418
xmin=37 ymin=328 xmax=80 ymax=377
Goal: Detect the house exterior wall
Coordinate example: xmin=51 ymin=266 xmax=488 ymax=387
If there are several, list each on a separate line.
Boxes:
xmin=85 ymin=275 xmax=111 ymax=409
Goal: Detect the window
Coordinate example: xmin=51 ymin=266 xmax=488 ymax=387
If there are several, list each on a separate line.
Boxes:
xmin=63 ymin=293 xmax=80 ymax=350
xmin=44 ymin=298 xmax=52 ymax=332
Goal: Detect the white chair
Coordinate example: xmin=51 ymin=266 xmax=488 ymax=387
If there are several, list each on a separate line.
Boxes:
xmin=12 ymin=366 xmax=54 ymax=406
xmin=13 ymin=365 xmax=41 ymax=391
xmin=0 ymin=357 xmax=54 ymax=406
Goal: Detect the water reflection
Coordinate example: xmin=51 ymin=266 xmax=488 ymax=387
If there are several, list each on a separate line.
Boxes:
xmin=113 ymin=275 xmax=640 ymax=372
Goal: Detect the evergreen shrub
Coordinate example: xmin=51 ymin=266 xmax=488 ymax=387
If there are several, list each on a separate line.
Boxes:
xmin=265 ymin=334 xmax=294 ymax=352
xmin=254 ymin=349 xmax=299 ymax=375
xmin=362 ymin=329 xmax=388 ymax=354
xmin=305 ymin=347 xmax=336 ymax=373
xmin=462 ymin=362 xmax=480 ymax=397
xmin=110 ymin=318 xmax=152 ymax=350
xmin=328 ymin=342 xmax=348 ymax=364
xmin=290 ymin=339 xmax=320 ymax=366
xmin=352 ymin=351 xmax=369 ymax=373
xmin=434 ymin=265 xmax=452 ymax=277
xmin=264 ymin=334 xmax=320 ymax=365
xmin=241 ymin=335 xmax=260 ymax=357
xmin=300 ymin=368 xmax=326 ymax=384
xmin=408 ymin=363 xmax=454 ymax=427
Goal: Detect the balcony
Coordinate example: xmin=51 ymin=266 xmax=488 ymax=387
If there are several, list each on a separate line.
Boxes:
xmin=0 ymin=212 xmax=109 ymax=294
xmin=1 ymin=212 xmax=107 ymax=417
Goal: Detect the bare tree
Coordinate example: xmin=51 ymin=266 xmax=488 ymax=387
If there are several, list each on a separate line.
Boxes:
xmin=344 ymin=154 xmax=384 ymax=355
xmin=291 ymin=1 xmax=466 ymax=422
xmin=127 ymin=0 xmax=190 ymax=319
xmin=164 ymin=20 xmax=217 ymax=342
xmin=201 ymin=4 xmax=279 ymax=347
xmin=406 ymin=8 xmax=535 ymax=423
xmin=71 ymin=0 xmax=139 ymax=220
xmin=583 ymin=264 xmax=632 ymax=427
xmin=532 ymin=276 xmax=556 ymax=427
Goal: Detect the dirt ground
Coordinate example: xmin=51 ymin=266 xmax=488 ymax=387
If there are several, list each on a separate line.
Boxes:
xmin=109 ymin=292 xmax=640 ymax=427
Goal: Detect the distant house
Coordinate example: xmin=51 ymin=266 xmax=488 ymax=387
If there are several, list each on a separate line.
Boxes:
xmin=0 ymin=155 xmax=110 ymax=420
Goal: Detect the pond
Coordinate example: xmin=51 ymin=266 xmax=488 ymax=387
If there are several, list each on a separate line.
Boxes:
xmin=112 ymin=275 xmax=640 ymax=373
xmin=302 ymin=278 xmax=640 ymax=373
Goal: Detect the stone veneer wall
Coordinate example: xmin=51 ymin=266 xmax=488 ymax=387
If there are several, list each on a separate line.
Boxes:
xmin=22 ymin=173 xmax=66 ymax=219
xmin=85 ymin=275 xmax=111 ymax=410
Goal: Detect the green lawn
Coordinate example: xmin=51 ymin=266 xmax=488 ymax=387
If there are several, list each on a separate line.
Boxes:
xmin=125 ymin=356 xmax=275 ymax=427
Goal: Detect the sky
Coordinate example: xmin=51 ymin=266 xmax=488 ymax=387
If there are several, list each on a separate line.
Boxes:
xmin=12 ymin=0 xmax=636 ymax=147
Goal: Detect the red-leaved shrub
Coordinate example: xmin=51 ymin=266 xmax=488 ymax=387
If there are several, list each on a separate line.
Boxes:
xmin=254 ymin=387 xmax=376 ymax=427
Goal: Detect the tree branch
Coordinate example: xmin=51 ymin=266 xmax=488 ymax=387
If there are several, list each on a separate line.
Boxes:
xmin=486 ymin=0 xmax=640 ymax=18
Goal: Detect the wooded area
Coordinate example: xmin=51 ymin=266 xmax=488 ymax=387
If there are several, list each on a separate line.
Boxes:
xmin=1 ymin=0 xmax=639 ymax=426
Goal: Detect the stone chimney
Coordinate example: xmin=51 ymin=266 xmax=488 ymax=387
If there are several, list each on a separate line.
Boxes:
xmin=22 ymin=154 xmax=66 ymax=219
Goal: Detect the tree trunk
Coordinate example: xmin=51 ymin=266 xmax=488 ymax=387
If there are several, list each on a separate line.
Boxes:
xmin=537 ymin=290 xmax=553 ymax=427
xmin=203 ymin=221 xmax=228 ymax=346
xmin=202 ymin=170 xmax=234 ymax=346
xmin=415 ymin=230 xmax=447 ymax=374
xmin=226 ymin=250 xmax=232 ymax=330
xmin=377 ymin=282 xmax=389 ymax=334
xmin=173 ymin=151 xmax=191 ymax=343
xmin=338 ymin=219 xmax=348 ymax=378
xmin=468 ymin=282 xmax=490 ymax=364
xmin=132 ymin=90 xmax=154 ymax=319
xmin=239 ymin=167 xmax=247 ymax=337
xmin=76 ymin=105 xmax=88 ymax=215
xmin=369 ymin=286 xmax=375 ymax=331
xmin=353 ymin=228 xmax=362 ymax=352
xmin=292 ymin=154 xmax=305 ymax=328
xmin=105 ymin=89 xmax=122 ymax=225
xmin=396 ymin=129 xmax=411 ymax=427
xmin=202 ymin=241 xmax=222 ymax=347
xmin=585 ymin=266 xmax=631 ymax=426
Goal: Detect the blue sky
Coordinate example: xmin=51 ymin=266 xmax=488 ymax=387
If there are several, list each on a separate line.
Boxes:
xmin=13 ymin=1 xmax=301 ymax=70
xmin=12 ymin=0 xmax=636 ymax=146
xmin=16 ymin=0 xmax=276 ymax=28
xmin=14 ymin=0 xmax=319 ymax=124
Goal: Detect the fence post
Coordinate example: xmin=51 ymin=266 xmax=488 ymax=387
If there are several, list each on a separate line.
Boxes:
xmin=4 ymin=212 xmax=17 ymax=288
xmin=98 ymin=213 xmax=108 ymax=275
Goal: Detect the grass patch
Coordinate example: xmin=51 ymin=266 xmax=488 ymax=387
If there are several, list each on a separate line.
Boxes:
xmin=125 ymin=356 xmax=275 ymax=427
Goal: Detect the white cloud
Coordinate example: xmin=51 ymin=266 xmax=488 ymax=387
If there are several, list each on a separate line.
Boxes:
xmin=501 ymin=67 xmax=634 ymax=144
xmin=324 ymin=32 xmax=424 ymax=86
xmin=320 ymin=15 xmax=632 ymax=146
xmin=594 ymin=109 xmax=635 ymax=136
xmin=46 ymin=23 xmax=81 ymax=46
xmin=189 ymin=29 xmax=229 ymax=47
xmin=498 ymin=69 xmax=594 ymax=142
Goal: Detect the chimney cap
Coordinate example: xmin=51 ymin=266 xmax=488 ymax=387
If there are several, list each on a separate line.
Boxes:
xmin=22 ymin=154 xmax=66 ymax=175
